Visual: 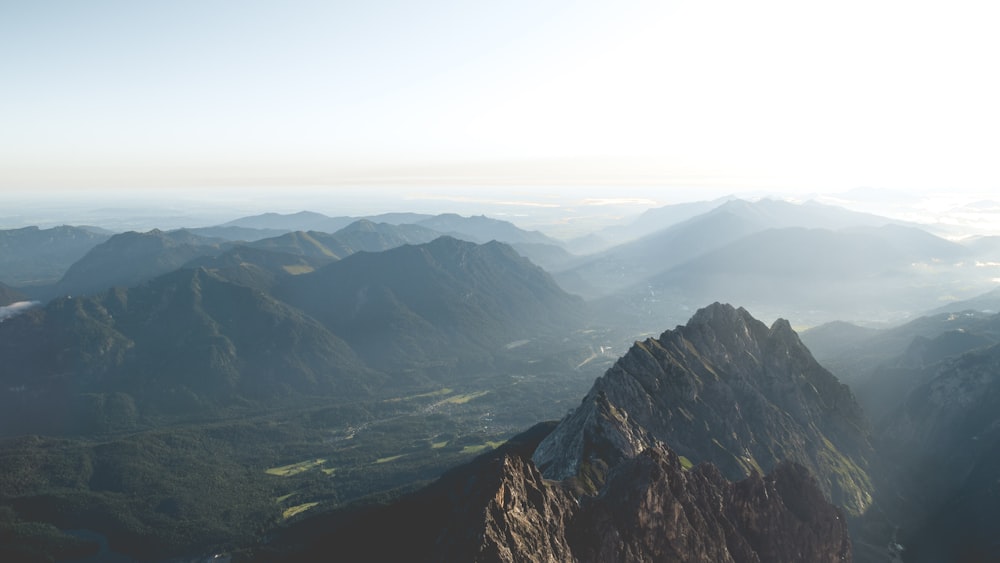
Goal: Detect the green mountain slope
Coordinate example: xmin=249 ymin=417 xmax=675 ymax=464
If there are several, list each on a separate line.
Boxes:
xmin=0 ymin=267 xmax=374 ymax=432
xmin=276 ymin=237 xmax=587 ymax=372
xmin=184 ymin=245 xmax=324 ymax=292
xmin=51 ymin=229 xmax=229 ymax=298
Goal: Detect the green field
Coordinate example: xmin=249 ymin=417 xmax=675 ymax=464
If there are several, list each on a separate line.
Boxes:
xmin=265 ymin=458 xmax=327 ymax=477
xmin=281 ymin=265 xmax=315 ymax=275
xmin=384 ymin=388 xmax=454 ymax=403
xmin=282 ymin=502 xmax=319 ymax=520
xmin=679 ymin=455 xmax=694 ymax=470
xmin=460 ymin=440 xmax=505 ymax=455
xmin=442 ymin=390 xmax=489 ymax=405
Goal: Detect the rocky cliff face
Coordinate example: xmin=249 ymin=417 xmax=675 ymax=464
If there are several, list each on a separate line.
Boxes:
xmin=444 ymin=451 xmax=577 ymax=562
xmin=266 ymin=423 xmax=852 ymax=563
xmin=564 ymin=445 xmax=851 ymax=563
xmin=534 ymin=303 xmax=874 ymax=516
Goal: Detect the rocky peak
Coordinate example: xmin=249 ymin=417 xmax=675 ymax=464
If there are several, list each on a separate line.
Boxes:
xmin=340 ymin=218 xmax=377 ymax=232
xmin=681 ymin=303 xmax=769 ymax=357
xmin=531 ymin=389 xmax=656 ymax=488
xmin=458 ymin=453 xmax=577 ymax=563
xmin=271 ymin=423 xmax=853 ymax=563
xmin=534 ymin=303 xmax=874 ymax=516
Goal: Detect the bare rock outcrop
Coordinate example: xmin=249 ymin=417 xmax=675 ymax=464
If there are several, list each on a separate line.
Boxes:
xmin=535 ymin=303 xmax=874 ymax=516
xmin=266 ymin=422 xmax=852 ymax=563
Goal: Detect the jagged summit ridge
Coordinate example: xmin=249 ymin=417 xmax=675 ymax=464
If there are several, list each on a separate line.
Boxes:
xmin=534 ymin=302 xmax=874 ymax=516
xmin=274 ymin=423 xmax=852 ymax=563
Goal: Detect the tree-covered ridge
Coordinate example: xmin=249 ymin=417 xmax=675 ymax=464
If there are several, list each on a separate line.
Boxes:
xmin=0 ymin=226 xmax=111 ymax=287
xmin=276 ymin=236 xmax=587 ymax=372
xmin=0 ymin=266 xmax=374 ymax=432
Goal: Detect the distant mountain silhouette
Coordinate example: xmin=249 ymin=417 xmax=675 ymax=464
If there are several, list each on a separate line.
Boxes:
xmin=413 ymin=213 xmax=559 ymax=246
xmin=923 ymin=285 xmax=1000 ymax=316
xmin=558 ymin=206 xmax=764 ymax=297
xmin=220 ymin=210 xmax=436 ymax=233
xmin=325 ymin=219 xmax=442 ymax=252
xmin=710 ymin=198 xmax=901 ymax=230
xmin=220 ymin=210 xmax=348 ymax=232
xmin=595 ymin=223 xmax=980 ymax=330
xmin=245 ymin=221 xmax=442 ymax=265
xmin=184 ymin=221 xmax=446 ymax=293
xmin=568 ymin=196 xmax=736 ymax=254
xmin=652 ymin=225 xmax=964 ymax=292
xmin=802 ymin=310 xmax=1000 ymax=421
xmin=0 ymin=225 xmax=111 ymax=287
xmin=218 ymin=211 xmax=557 ymax=248
xmin=51 ymin=229 xmax=229 ymax=299
xmin=559 ymin=198 xmax=912 ymax=300
xmin=184 ymin=225 xmax=290 ymax=241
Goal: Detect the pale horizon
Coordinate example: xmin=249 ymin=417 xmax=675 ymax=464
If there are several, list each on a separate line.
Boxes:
xmin=4 ymin=183 xmax=999 ymax=242
xmin=3 ymin=1 xmax=999 ymax=198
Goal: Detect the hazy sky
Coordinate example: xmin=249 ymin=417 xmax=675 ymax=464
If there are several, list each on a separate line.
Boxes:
xmin=2 ymin=0 xmax=999 ymax=198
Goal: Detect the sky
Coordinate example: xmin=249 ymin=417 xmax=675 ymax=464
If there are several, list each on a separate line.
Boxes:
xmin=2 ymin=0 xmax=1000 ymax=210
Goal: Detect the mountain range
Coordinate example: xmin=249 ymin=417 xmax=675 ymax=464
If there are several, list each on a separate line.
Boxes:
xmin=801 ymin=297 xmax=1000 ymax=560
xmin=220 ymin=210 xmax=560 ymax=246
xmin=8 ymin=201 xmax=995 ymax=336
xmin=802 ymin=308 xmax=1000 ymax=421
xmin=558 ymin=198 xmax=908 ymax=298
xmin=640 ymin=225 xmax=969 ymax=324
xmin=49 ymin=229 xmax=229 ymax=300
xmin=258 ymin=304 xmax=863 ymax=562
xmin=0 ymin=267 xmax=373 ymax=434
xmin=0 ymin=236 xmax=585 ymax=434
xmin=264 ymin=300 xmax=1000 ymax=563
xmin=5 ymin=199 xmax=1000 ymax=562
xmin=275 ymin=236 xmax=586 ymax=372
xmin=2 ymin=212 xmax=570 ymax=304
xmin=0 ymin=225 xmax=111 ymax=287
xmin=0 ymin=232 xmax=594 ymax=562
xmin=558 ymin=199 xmax=999 ymax=331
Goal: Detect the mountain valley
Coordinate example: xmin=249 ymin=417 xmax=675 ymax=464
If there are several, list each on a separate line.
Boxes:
xmin=1 ymin=198 xmax=1000 ymax=562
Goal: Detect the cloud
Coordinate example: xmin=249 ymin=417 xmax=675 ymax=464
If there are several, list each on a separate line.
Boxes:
xmin=0 ymin=301 xmax=40 ymax=322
